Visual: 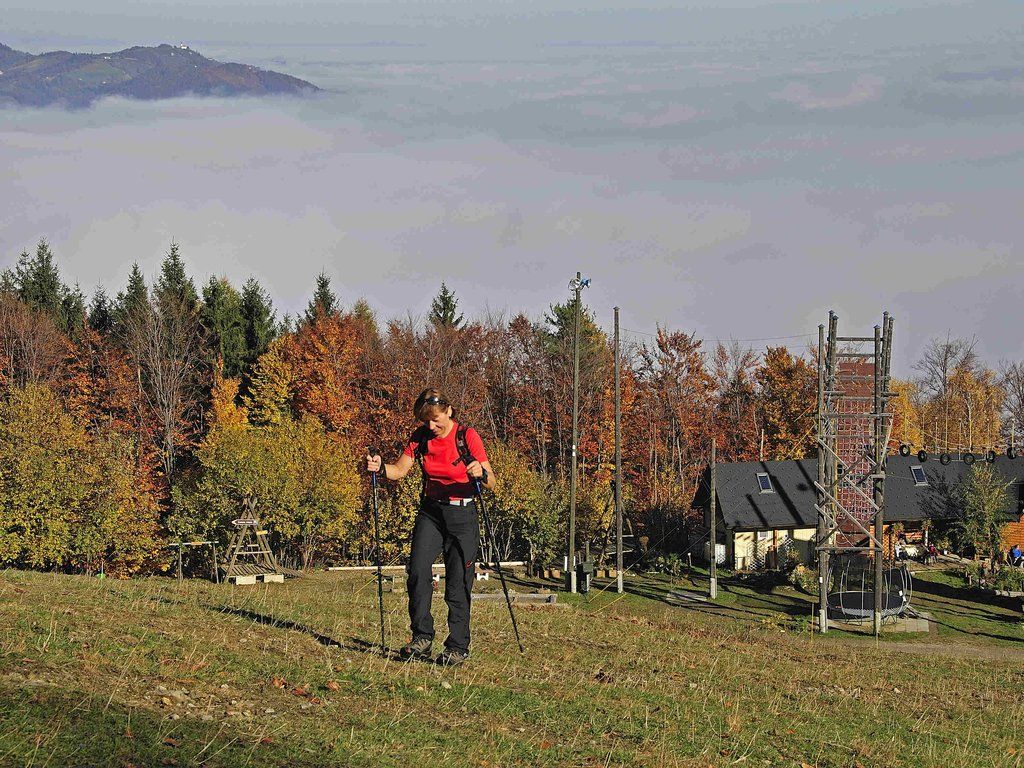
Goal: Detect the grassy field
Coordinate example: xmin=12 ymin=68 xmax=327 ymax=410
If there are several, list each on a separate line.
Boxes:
xmin=1 ymin=566 xmax=1023 ymax=768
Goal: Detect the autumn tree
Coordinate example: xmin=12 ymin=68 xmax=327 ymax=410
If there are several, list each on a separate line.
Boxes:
xmin=888 ymin=378 xmax=923 ymax=451
xmin=0 ymin=293 xmax=71 ymax=390
xmin=712 ymin=340 xmax=760 ymax=461
xmin=913 ymin=334 xmax=977 ymax=452
xmin=999 ymin=360 xmax=1024 ymax=447
xmin=483 ymin=439 xmax=550 ymax=562
xmin=756 ymin=346 xmax=816 ymax=459
xmin=177 ymin=414 xmax=360 ymax=568
xmin=0 ymin=383 xmax=161 ymax=574
xmin=244 ymin=338 xmax=294 ymax=427
xmin=121 ymin=244 xmax=203 ymax=485
xmin=287 ymin=311 xmax=361 ymax=435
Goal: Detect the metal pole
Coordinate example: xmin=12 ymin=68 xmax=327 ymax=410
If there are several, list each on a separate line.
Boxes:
xmin=817 ymin=323 xmax=829 ymax=633
xmin=614 ymin=307 xmax=623 ymax=594
xmin=475 ymin=479 xmax=525 ymax=653
xmin=873 ymin=324 xmax=883 ymax=637
xmin=370 ymin=466 xmax=386 ymax=656
xmin=710 ymin=440 xmax=717 ymax=600
xmin=567 ymin=272 xmax=582 ymax=594
xmin=177 ymin=541 xmax=183 ymax=583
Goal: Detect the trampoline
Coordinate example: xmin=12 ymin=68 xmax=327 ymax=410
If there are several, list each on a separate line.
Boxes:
xmin=826 ymin=558 xmax=913 ymax=622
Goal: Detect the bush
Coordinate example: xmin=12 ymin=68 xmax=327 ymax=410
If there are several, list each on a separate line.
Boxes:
xmin=788 ymin=564 xmax=817 ymax=594
xmin=992 ymin=566 xmax=1024 ymax=592
xmin=649 ymin=552 xmax=686 ymax=577
xmin=780 ymin=545 xmax=802 ymax=575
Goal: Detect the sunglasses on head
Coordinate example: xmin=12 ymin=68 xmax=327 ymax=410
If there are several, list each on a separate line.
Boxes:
xmin=423 ymin=395 xmax=448 ymax=407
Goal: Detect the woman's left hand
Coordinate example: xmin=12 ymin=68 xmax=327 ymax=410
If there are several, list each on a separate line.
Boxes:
xmin=465 ymin=460 xmax=484 ymax=479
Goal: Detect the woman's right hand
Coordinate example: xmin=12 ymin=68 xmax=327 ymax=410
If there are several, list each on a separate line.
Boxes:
xmin=366 ymin=454 xmax=382 ymax=473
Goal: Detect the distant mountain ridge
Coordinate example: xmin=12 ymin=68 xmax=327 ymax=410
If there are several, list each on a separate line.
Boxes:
xmin=0 ymin=43 xmax=319 ymax=107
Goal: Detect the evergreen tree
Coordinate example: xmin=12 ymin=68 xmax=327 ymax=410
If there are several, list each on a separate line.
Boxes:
xmin=303 ymin=271 xmax=338 ymax=324
xmin=429 ymin=282 xmax=464 ymax=329
xmin=240 ymin=276 xmax=277 ymax=371
xmin=62 ymin=283 xmax=87 ymax=338
xmin=87 ymin=288 xmax=114 ymax=335
xmin=543 ymin=296 xmax=605 ymax=375
xmin=153 ymin=242 xmax=199 ymax=313
xmin=8 ymin=239 xmax=84 ymax=335
xmin=201 ymin=276 xmax=246 ymax=378
xmin=351 ymin=297 xmax=381 ymax=348
xmin=113 ymin=264 xmax=149 ymax=339
xmin=13 ymin=240 xmax=63 ymax=321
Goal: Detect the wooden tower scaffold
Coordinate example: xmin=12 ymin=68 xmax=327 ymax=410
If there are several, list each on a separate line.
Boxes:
xmin=815 ymin=311 xmax=895 ymax=636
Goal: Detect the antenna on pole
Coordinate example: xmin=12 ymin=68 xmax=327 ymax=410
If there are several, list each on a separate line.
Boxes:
xmin=565 ymin=272 xmax=590 ymax=594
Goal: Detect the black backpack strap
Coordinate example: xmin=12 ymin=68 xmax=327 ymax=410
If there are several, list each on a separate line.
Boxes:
xmin=455 ymin=425 xmax=476 ymax=466
xmin=412 ymin=425 xmax=431 ymax=500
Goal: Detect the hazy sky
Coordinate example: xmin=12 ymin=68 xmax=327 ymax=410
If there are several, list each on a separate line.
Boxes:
xmin=3 ymin=1 xmax=1023 ymax=375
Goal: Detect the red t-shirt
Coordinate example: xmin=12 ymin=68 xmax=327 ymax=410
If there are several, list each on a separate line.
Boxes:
xmin=403 ymin=421 xmax=488 ymax=500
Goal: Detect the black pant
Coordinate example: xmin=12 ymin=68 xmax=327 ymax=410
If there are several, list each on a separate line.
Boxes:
xmin=407 ymin=498 xmax=479 ymax=653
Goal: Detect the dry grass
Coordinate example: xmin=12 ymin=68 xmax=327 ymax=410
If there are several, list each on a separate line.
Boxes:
xmin=1 ymin=568 xmax=1022 ymax=767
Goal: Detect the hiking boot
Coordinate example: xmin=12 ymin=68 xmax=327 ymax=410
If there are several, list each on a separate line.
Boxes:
xmin=399 ymin=637 xmax=432 ymax=661
xmin=436 ymin=648 xmax=470 ymax=667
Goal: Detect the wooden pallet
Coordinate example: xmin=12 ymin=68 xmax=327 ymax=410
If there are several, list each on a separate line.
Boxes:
xmin=227 ymin=572 xmax=285 ymax=585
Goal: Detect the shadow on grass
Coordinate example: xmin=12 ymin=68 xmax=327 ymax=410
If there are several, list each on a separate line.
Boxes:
xmin=215 ymin=605 xmax=348 ymax=649
xmin=619 ymin=570 xmax=1022 ymax=645
xmin=216 ymin=605 xmax=413 ymax=660
xmin=913 ymin=575 xmax=1022 ymax=614
xmin=614 ymin=574 xmax=813 ymax=626
xmin=909 ymin=575 xmax=1024 ymax=644
xmin=0 ymin=684 xmax=318 ymax=768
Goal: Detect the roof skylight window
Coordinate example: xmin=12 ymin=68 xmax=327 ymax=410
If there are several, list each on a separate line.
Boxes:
xmin=911 ymin=465 xmax=928 ymax=486
xmin=756 ymin=472 xmax=775 ymax=494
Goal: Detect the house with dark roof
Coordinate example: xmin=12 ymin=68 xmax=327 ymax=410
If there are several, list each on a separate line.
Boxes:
xmin=693 ymin=454 xmax=1024 ymax=570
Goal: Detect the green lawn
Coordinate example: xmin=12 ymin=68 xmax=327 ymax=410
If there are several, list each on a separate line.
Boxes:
xmin=1 ymin=567 xmax=1022 ymax=767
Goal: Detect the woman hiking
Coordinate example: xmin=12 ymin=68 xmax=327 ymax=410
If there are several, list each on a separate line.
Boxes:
xmin=366 ymin=388 xmax=495 ymax=666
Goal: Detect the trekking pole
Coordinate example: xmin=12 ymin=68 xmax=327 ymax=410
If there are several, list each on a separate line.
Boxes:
xmin=473 ymin=476 xmax=525 ymax=654
xmin=368 ymin=447 xmax=387 ymax=657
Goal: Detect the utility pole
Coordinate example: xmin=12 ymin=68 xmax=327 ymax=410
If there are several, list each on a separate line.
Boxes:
xmin=614 ymin=307 xmax=623 ymax=594
xmin=710 ymin=439 xmax=717 ymax=600
xmin=816 ymin=323 xmax=828 ymax=633
xmin=566 ymin=272 xmax=590 ymax=593
xmin=873 ymin=323 xmax=884 ymax=637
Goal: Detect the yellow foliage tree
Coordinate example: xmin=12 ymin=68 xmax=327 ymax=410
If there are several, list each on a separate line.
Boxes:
xmin=244 ymin=338 xmax=294 ymax=427
xmin=209 ymin=360 xmax=247 ymax=429
xmin=0 ymin=383 xmax=162 ymax=574
xmin=888 ymin=379 xmax=922 ymax=452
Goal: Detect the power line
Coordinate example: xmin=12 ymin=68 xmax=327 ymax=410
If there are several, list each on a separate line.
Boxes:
xmin=621 ymin=327 xmax=816 ymax=345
